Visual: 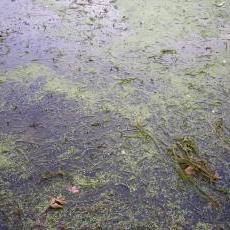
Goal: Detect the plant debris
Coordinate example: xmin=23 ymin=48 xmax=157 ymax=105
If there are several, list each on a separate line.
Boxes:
xmin=169 ymin=137 xmax=223 ymax=207
xmin=170 ymin=137 xmax=220 ymax=182
xmin=160 ymin=49 xmax=177 ymax=55
xmin=133 ymin=120 xmax=154 ymax=142
xmin=184 ymin=165 xmax=196 ymax=176
xmin=41 ymin=170 xmax=66 ymax=180
xmin=48 ymin=196 xmax=66 ymax=209
xmin=115 ymin=77 xmax=137 ymax=85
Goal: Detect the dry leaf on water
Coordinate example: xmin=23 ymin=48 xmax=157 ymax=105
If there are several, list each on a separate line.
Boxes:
xmin=49 ymin=196 xmax=66 ymax=209
xmin=184 ymin=165 xmax=196 ymax=176
xmin=67 ymin=186 xmax=80 ymax=194
xmin=184 ymin=166 xmax=221 ymax=181
xmin=213 ymin=171 xmax=221 ymax=180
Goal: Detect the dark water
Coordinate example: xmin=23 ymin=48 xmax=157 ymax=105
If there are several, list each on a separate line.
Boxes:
xmin=0 ymin=0 xmax=230 ymax=229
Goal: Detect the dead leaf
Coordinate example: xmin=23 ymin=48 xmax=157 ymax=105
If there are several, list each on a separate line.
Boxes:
xmin=213 ymin=171 xmax=221 ymax=180
xmin=68 ymin=186 xmax=80 ymax=194
xmin=184 ymin=165 xmax=196 ymax=176
xmin=49 ymin=196 xmax=66 ymax=209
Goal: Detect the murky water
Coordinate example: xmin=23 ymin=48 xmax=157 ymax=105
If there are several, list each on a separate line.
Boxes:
xmin=0 ymin=0 xmax=230 ymax=229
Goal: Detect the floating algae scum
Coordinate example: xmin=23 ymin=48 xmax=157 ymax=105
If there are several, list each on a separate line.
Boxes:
xmin=0 ymin=0 xmax=230 ymax=228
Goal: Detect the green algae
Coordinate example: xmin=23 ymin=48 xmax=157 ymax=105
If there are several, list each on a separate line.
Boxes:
xmin=0 ymin=135 xmax=30 ymax=180
xmin=107 ymin=0 xmax=222 ymax=60
xmin=195 ymin=222 xmax=213 ymax=230
xmin=46 ymin=210 xmax=65 ymax=230
xmin=44 ymin=78 xmax=96 ymax=103
xmin=73 ymin=174 xmax=109 ymax=189
xmin=105 ymin=101 xmax=152 ymax=120
xmin=3 ymin=50 xmax=227 ymax=127
xmin=0 ymin=155 xmax=11 ymax=169
xmin=0 ymin=136 xmax=33 ymax=227
xmin=43 ymin=69 xmax=153 ymax=120
xmin=4 ymin=63 xmax=58 ymax=83
xmin=0 ymin=137 xmax=15 ymax=169
xmin=58 ymin=146 xmax=78 ymax=160
xmin=104 ymin=0 xmax=230 ymax=92
xmin=0 ymin=141 xmax=13 ymax=154
xmin=0 ymin=0 xmax=230 ymax=229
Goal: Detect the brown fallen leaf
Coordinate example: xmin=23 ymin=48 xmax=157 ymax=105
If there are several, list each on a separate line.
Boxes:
xmin=49 ymin=196 xmax=66 ymax=209
xmin=184 ymin=165 xmax=196 ymax=176
xmin=213 ymin=171 xmax=221 ymax=180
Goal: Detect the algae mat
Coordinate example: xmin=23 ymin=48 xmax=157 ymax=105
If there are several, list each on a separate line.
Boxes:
xmin=0 ymin=0 xmax=230 ymax=229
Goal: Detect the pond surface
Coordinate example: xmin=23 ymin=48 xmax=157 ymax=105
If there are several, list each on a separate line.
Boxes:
xmin=0 ymin=0 xmax=230 ymax=229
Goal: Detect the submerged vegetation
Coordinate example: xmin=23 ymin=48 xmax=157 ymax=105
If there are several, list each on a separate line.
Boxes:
xmin=169 ymin=137 xmax=219 ymax=182
xmin=121 ymin=120 xmax=155 ymax=142
xmin=168 ymin=137 xmax=228 ymax=207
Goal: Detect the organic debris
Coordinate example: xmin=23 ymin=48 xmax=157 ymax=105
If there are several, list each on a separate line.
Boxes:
xmin=170 ymin=137 xmax=220 ymax=182
xmin=48 ymin=196 xmax=66 ymax=209
xmin=169 ymin=137 xmax=222 ymax=207
xmin=185 ymin=69 xmax=207 ymax=76
xmin=160 ymin=49 xmax=177 ymax=55
xmin=218 ymin=187 xmax=230 ymax=194
xmin=41 ymin=170 xmax=66 ymax=180
xmin=115 ymin=77 xmax=137 ymax=85
xmin=214 ymin=118 xmax=224 ymax=134
xmin=67 ymin=186 xmax=80 ymax=194
xmin=177 ymin=156 xmax=219 ymax=182
xmin=133 ymin=121 xmax=154 ymax=142
xmin=175 ymin=137 xmax=198 ymax=154
xmin=184 ymin=165 xmax=196 ymax=176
